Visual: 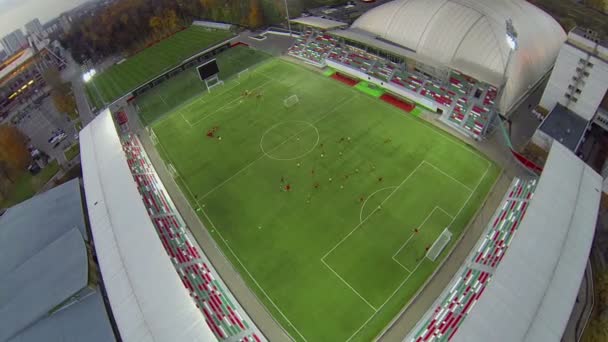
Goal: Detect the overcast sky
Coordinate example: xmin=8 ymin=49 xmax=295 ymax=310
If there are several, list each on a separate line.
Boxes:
xmin=0 ymin=0 xmax=90 ymax=38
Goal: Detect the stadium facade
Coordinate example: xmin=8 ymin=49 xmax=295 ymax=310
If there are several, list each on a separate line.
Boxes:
xmin=288 ymin=0 xmax=566 ymax=140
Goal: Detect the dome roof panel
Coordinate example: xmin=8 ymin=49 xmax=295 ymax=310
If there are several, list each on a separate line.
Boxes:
xmin=351 ymin=0 xmax=566 ymax=112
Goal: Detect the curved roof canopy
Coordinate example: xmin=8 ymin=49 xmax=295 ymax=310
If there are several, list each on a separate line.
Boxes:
xmin=352 ymin=0 xmax=566 ymax=112
xmin=80 ymin=110 xmax=216 ymax=342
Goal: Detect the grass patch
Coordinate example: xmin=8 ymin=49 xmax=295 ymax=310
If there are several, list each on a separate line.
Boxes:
xmin=411 ymin=107 xmax=424 ymax=117
xmin=86 ymin=26 xmax=235 ymax=105
xmin=150 ymin=58 xmax=500 ymax=341
xmin=136 ymin=46 xmax=271 ymax=125
xmin=64 ymin=143 xmax=80 ymax=161
xmin=355 ymin=81 xmax=385 ymax=98
xmin=0 ymin=160 xmax=60 ymax=208
xmin=323 ymin=68 xmax=336 ymax=77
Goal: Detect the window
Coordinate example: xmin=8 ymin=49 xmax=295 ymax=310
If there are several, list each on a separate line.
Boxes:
xmin=565 ymin=93 xmax=571 ymax=99
xmin=587 ymin=62 xmax=594 ymax=68
xmin=583 ymin=71 xmax=590 ymax=77
xmin=572 ymin=97 xmax=578 ymax=103
xmin=575 ymin=88 xmax=582 ymax=94
xmin=572 ymin=76 xmax=579 ymax=82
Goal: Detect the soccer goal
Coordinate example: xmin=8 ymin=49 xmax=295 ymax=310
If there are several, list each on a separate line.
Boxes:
xmin=204 ymin=75 xmax=224 ymax=92
xmin=284 ymin=94 xmax=299 ymax=108
xmin=238 ymin=68 xmax=250 ymax=78
xmin=426 ymin=227 xmax=453 ymax=261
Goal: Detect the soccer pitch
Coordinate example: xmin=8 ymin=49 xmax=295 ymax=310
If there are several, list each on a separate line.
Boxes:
xmin=147 ymin=58 xmax=500 ymax=341
xmin=86 ymin=26 xmax=234 ymax=107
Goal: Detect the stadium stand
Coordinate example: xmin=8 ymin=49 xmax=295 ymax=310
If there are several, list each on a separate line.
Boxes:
xmin=121 ymin=133 xmax=264 ymax=341
xmin=409 ymin=177 xmax=537 ymax=341
xmin=286 ymin=28 xmax=498 ymax=140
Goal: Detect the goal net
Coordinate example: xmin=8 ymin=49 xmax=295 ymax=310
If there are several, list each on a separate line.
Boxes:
xmin=204 ymin=75 xmax=224 ymax=92
xmin=284 ymin=94 xmax=299 ymax=108
xmin=426 ymin=227 xmax=453 ymax=261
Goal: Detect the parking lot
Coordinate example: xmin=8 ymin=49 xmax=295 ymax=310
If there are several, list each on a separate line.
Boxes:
xmin=12 ymin=96 xmax=77 ymax=164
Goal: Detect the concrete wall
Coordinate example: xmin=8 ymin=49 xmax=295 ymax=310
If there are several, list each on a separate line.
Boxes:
xmin=531 ymin=129 xmax=553 ymax=152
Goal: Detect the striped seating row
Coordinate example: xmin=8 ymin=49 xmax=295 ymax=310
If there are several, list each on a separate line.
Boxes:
xmin=413 ymin=268 xmax=491 ymax=341
xmin=410 ymin=177 xmax=537 ymax=341
xmin=286 ymin=32 xmax=498 ymax=139
xmin=121 ymin=134 xmax=263 ymax=341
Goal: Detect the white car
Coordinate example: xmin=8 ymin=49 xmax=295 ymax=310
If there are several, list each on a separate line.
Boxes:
xmin=49 ymin=133 xmax=67 ymax=145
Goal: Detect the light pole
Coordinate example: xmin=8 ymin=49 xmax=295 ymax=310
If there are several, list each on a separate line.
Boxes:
xmin=497 ymin=19 xmax=518 ymax=118
xmin=283 ymin=0 xmax=292 ymax=36
xmin=82 ymin=68 xmax=105 ymax=109
xmin=493 ymin=19 xmax=518 ymax=146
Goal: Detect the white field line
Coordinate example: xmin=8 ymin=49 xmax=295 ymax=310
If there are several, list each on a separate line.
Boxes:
xmin=199 ymin=95 xmax=355 ymax=200
xmin=359 ymin=187 xmax=396 ymax=223
xmin=345 ymin=161 xmax=491 ymax=342
xmin=321 ymin=259 xmax=378 ymax=312
xmin=391 ymin=206 xmax=456 ymax=272
xmin=200 ymin=204 xmax=307 ymax=341
xmin=187 ymin=79 xmax=274 ymax=127
xmin=321 ymin=161 xmax=426 ymax=262
xmin=154 ymin=132 xmax=305 ymax=341
xmin=424 ymin=161 xmax=474 ymax=192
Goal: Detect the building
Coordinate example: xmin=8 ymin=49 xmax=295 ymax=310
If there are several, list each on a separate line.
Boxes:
xmin=0 ymin=44 xmax=65 ymax=117
xmin=526 ymin=27 xmax=608 ymax=157
xmin=25 ymin=18 xmax=44 ymax=37
xmin=1 ymin=29 xmax=28 ymax=55
xmin=59 ymin=14 xmax=72 ymax=34
xmin=539 ymin=27 xmax=608 ymax=124
xmin=0 ymin=179 xmax=118 ymax=342
xmin=288 ymin=0 xmax=565 ymax=139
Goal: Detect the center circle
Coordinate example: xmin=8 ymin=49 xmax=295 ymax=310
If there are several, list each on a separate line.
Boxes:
xmin=260 ymin=121 xmax=320 ymax=161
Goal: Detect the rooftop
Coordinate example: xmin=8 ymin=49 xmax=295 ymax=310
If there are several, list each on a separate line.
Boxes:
xmin=0 ymin=179 xmax=115 ymax=342
xmin=0 ymin=48 xmax=35 ymax=84
xmin=539 ymin=103 xmax=588 ymax=152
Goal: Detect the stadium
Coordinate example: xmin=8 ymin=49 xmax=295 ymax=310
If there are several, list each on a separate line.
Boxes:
xmin=74 ymin=1 xmax=603 ymax=342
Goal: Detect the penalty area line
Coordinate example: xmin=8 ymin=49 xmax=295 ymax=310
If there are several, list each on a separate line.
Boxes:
xmin=345 ymin=161 xmax=491 ymax=341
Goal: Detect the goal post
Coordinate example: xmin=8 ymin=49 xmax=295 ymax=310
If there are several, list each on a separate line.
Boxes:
xmin=426 ymin=227 xmax=453 ymax=261
xmin=284 ymin=94 xmax=299 ymax=108
xmin=237 ymin=68 xmax=250 ymax=78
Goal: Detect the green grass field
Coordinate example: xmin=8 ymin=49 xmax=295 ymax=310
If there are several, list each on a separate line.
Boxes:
xmin=146 ymin=58 xmax=500 ymax=341
xmin=137 ymin=46 xmax=270 ymax=125
xmin=86 ymin=26 xmax=234 ymax=107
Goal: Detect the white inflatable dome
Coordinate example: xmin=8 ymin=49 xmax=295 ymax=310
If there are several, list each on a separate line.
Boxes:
xmin=352 ymin=0 xmax=566 ymax=112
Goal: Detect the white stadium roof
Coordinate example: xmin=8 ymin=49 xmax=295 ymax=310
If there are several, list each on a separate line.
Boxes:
xmin=80 ymin=110 xmax=216 ymax=342
xmin=350 ymin=0 xmax=566 ymax=113
xmin=290 ymin=16 xmax=348 ymax=30
xmin=453 ymin=142 xmax=602 ymax=341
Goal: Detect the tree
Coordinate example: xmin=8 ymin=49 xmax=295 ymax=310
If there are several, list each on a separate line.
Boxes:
xmin=149 ymin=16 xmax=163 ymax=37
xmin=0 ymin=125 xmax=30 ymax=176
xmin=249 ymin=0 xmax=264 ymax=28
